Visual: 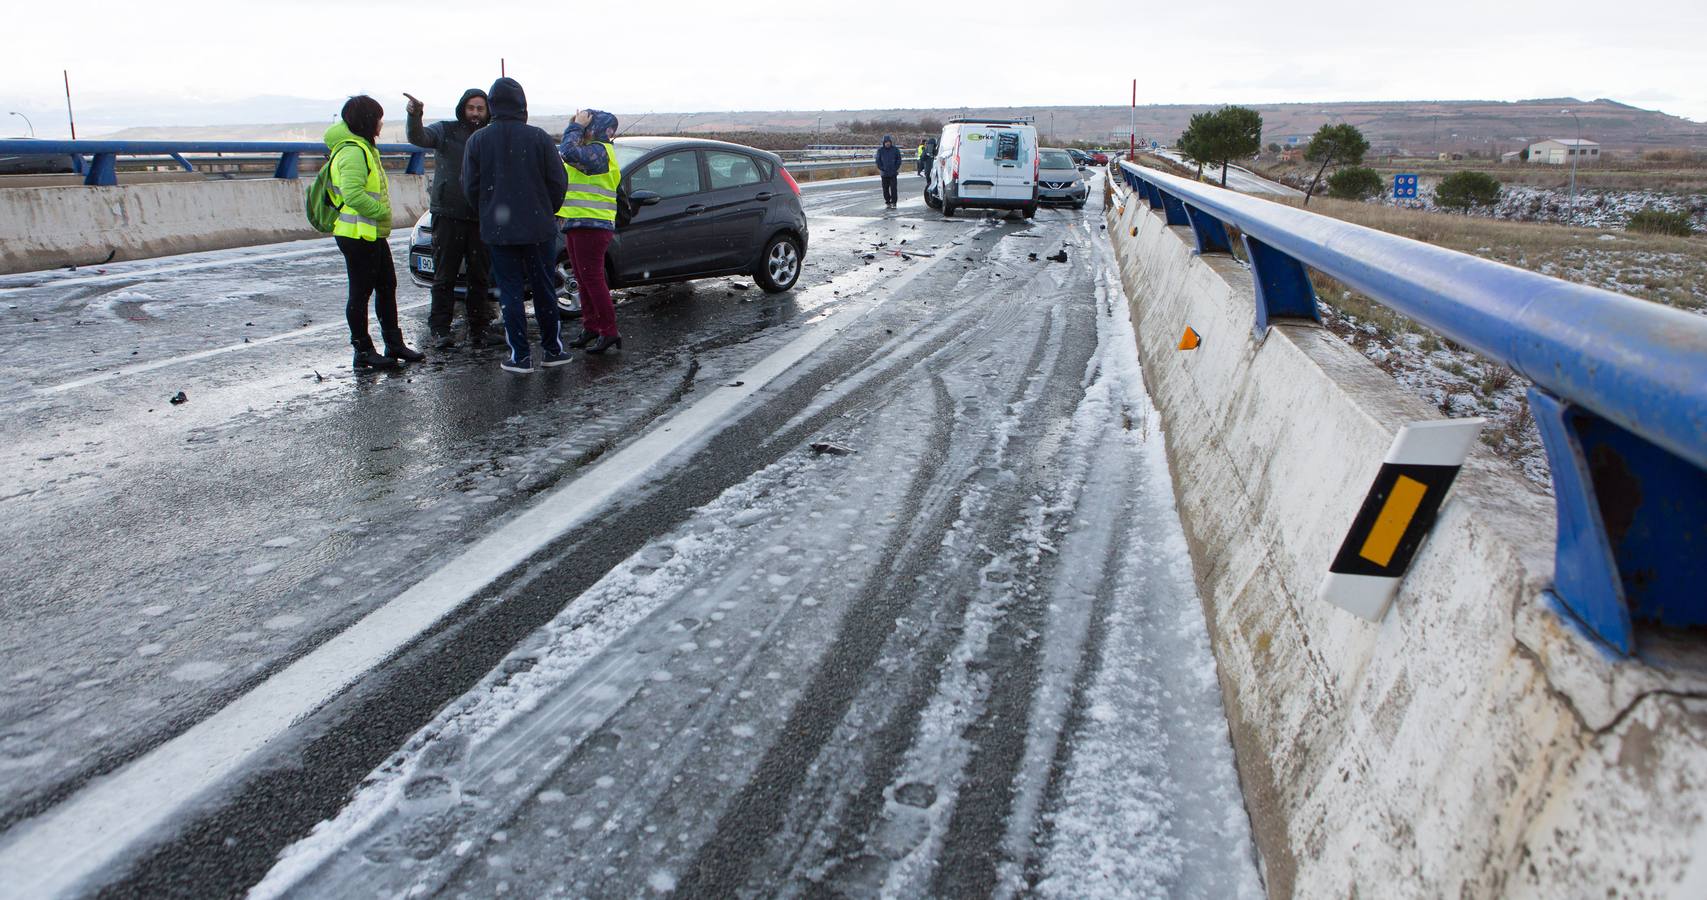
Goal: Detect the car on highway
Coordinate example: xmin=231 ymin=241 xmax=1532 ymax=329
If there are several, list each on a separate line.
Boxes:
xmin=924 ymin=117 xmax=1040 ymax=218
xmin=408 ymin=136 xmax=808 ymax=313
xmin=1083 ymin=150 xmax=1109 ymax=165
xmin=1037 ymin=148 xmax=1088 ymax=208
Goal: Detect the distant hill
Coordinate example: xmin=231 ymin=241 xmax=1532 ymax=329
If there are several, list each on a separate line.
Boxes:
xmin=103 ymin=98 xmax=1707 ymax=155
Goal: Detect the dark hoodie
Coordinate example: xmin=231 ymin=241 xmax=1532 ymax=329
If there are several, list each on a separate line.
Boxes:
xmin=406 ymin=88 xmax=488 ymax=221
xmin=875 ymin=135 xmax=902 ymax=177
xmin=460 ymin=78 xmax=569 ymax=246
xmin=559 ymin=109 xmax=621 ymax=231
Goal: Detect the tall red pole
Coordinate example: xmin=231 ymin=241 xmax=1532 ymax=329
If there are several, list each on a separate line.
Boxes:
xmin=1129 ymin=79 xmax=1136 ymax=157
xmin=501 ymin=58 xmax=506 ymax=77
xmin=64 ymin=69 xmax=77 ymax=140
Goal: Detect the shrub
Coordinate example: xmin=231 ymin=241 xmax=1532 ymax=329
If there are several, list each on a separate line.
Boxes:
xmin=1435 ymin=171 xmax=1502 ymax=211
xmin=1327 ymin=166 xmax=1384 ymax=200
xmin=1626 ymin=208 xmax=1694 ymax=236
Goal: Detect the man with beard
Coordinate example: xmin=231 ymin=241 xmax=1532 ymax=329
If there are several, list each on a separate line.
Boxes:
xmin=406 ymin=88 xmax=498 ymax=348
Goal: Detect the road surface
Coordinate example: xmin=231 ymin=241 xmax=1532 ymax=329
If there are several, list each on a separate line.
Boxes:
xmin=0 ymin=172 xmax=1260 ymax=898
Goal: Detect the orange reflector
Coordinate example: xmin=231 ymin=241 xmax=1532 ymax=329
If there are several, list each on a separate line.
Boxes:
xmin=1178 ymin=326 xmax=1201 ymax=351
xmin=1359 ymin=475 xmax=1428 ymax=566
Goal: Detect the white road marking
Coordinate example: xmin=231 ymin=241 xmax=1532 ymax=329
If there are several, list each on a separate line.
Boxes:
xmin=0 ymin=223 xmax=973 ymax=900
xmin=41 ymin=299 xmax=431 ymax=394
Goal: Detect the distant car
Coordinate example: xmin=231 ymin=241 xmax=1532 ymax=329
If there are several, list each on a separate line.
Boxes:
xmin=1037 ymin=148 xmax=1088 ymax=209
xmin=1085 ymin=150 xmax=1109 ymax=165
xmin=1064 ymin=148 xmax=1091 ymax=167
xmin=408 ymin=136 xmax=808 ymax=313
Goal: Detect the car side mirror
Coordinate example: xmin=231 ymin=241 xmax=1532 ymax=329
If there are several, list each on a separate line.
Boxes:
xmin=630 ymin=190 xmax=663 ymax=207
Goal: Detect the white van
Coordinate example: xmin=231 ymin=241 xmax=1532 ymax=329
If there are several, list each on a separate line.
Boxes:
xmin=925 ymin=117 xmax=1040 ymax=218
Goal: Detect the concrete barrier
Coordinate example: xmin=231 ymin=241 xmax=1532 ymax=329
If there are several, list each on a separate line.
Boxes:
xmin=1104 ymin=191 xmax=1707 ymax=897
xmin=0 ymin=175 xmax=428 ymax=274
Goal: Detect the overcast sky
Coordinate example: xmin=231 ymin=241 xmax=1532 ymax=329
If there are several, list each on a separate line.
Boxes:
xmin=2 ymin=0 xmax=1702 ymax=135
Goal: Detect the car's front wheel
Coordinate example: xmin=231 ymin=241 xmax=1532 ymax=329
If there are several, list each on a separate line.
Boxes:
xmin=754 ymin=234 xmax=802 ymax=293
xmin=554 ymin=253 xmax=582 ymax=318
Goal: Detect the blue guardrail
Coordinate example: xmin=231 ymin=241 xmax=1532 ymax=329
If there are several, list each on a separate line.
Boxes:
xmin=0 ymin=139 xmax=428 ymax=185
xmin=1117 ymin=159 xmax=1707 ymax=655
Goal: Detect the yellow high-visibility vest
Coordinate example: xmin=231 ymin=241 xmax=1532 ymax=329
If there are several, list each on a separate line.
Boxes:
xmin=329 ymin=140 xmax=387 ymax=241
xmin=557 ymin=142 xmax=622 ymax=225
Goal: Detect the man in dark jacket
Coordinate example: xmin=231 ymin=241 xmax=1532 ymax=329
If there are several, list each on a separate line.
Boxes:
xmin=875 ymin=134 xmax=903 ymax=208
xmin=406 ymin=88 xmax=494 ymax=348
xmin=461 ymin=77 xmax=571 ymax=374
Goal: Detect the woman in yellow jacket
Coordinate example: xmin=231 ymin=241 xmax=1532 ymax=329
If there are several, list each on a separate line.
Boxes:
xmin=325 ymin=95 xmax=422 ymax=370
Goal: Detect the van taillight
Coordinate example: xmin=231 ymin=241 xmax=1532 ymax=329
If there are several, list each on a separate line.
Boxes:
xmin=780 ymin=166 xmax=801 ymax=195
xmin=952 ymin=152 xmax=959 ymax=181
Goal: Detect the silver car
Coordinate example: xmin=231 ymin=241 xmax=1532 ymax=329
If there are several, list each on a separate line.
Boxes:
xmin=1036 ymin=148 xmax=1088 ymax=209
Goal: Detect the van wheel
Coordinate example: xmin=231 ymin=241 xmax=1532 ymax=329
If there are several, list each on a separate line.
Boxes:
xmin=754 ymin=234 xmax=802 ymax=293
xmin=942 ymin=195 xmax=957 ymax=217
xmin=925 ymin=190 xmax=942 ymax=210
xmin=1022 ymin=203 xmax=1037 ymax=219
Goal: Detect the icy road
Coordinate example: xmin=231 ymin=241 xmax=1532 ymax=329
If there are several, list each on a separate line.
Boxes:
xmin=0 ymin=173 xmax=1260 ymax=898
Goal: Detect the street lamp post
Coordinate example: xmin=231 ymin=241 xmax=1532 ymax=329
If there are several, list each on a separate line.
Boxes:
xmin=8 ymin=111 xmax=33 ymax=137
xmin=1560 ymin=108 xmax=1581 ymax=223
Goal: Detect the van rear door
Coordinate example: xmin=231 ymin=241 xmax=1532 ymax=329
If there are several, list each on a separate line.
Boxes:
xmin=957 ymin=126 xmax=1033 ymax=201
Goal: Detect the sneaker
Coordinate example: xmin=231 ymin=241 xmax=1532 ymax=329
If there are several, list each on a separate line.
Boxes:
xmin=500 ymin=357 xmax=534 ymax=374
xmin=540 ymin=349 xmax=573 ymax=367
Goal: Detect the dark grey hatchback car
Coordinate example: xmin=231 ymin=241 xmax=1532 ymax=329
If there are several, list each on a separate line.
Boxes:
xmin=408 ymin=136 xmax=809 ymax=312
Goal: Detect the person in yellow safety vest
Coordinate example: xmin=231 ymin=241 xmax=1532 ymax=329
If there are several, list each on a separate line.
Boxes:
xmin=325 ymin=95 xmax=422 ymax=370
xmin=558 ymin=108 xmax=624 ymax=354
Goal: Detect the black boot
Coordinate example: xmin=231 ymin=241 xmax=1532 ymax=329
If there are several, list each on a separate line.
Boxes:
xmin=386 ymin=342 xmax=425 ymax=363
xmin=569 ymin=328 xmax=599 ymax=349
xmin=353 ymin=348 xmax=400 ymax=371
xmin=585 ymin=334 xmax=622 ymax=355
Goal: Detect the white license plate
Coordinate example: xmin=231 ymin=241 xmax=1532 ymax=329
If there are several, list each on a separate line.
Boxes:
xmin=963 ymin=184 xmax=992 ymax=195
xmin=415 ymin=255 xmax=435 ymax=274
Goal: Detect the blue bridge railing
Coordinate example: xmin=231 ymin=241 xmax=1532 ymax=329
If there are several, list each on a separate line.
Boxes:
xmin=1116 ymin=159 xmax=1707 ymax=655
xmin=0 ymin=139 xmax=428 ymax=186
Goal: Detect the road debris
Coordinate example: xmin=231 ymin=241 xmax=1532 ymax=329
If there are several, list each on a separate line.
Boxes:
xmin=1047 ymin=249 xmax=1069 ymax=263
xmin=809 ymin=440 xmax=855 ymax=456
xmin=169 ymin=391 xmax=187 ymax=405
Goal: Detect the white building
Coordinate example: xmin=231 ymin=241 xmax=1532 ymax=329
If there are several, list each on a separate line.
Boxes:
xmin=1527 ymin=138 xmax=1599 ymax=164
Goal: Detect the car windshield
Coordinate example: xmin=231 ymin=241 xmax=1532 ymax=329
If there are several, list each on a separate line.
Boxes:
xmin=1040 ymin=151 xmax=1074 ymax=169
xmin=613 ymin=145 xmax=648 ymax=170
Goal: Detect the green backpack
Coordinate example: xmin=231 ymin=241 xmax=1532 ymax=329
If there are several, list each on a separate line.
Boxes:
xmin=305 ymin=142 xmax=357 ymax=233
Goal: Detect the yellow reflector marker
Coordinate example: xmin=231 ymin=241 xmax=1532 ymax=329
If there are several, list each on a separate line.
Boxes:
xmin=1359 ymin=475 xmax=1427 ymax=566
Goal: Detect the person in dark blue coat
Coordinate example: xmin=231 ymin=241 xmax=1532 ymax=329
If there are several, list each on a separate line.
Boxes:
xmin=875 ymin=134 xmax=903 ymax=208
xmin=461 ymin=77 xmax=570 ymax=373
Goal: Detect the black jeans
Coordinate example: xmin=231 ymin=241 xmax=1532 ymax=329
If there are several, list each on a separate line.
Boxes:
xmin=428 ymin=216 xmax=491 ymax=334
xmin=335 ymin=236 xmax=400 ymax=352
xmin=881 ymin=174 xmax=898 ymax=205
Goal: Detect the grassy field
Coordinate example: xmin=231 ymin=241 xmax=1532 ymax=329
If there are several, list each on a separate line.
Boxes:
xmin=1261 ymin=156 xmax=1707 ymax=194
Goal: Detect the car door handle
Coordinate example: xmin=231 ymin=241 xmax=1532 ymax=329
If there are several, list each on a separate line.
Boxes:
xmin=754 ymin=191 xmax=774 ymax=201
xmin=685 ymin=204 xmax=706 ymax=214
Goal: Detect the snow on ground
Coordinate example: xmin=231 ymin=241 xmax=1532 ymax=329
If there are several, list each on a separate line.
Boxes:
xmin=250 ymin=198 xmax=1260 ymax=898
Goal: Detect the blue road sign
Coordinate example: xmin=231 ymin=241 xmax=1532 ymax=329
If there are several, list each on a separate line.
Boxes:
xmin=1394 ymin=173 xmax=1419 ymax=199
xmin=1151 ymin=140 xmax=1160 ymax=150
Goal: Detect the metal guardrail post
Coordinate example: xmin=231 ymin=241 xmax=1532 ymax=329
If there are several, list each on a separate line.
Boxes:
xmin=168 ymin=152 xmax=194 ymax=173
xmin=1182 ymin=203 xmax=1234 ymax=254
xmin=86 ymin=153 xmax=117 ymax=186
xmin=1158 ymin=190 xmax=1190 ymax=227
xmin=1115 ymin=159 xmax=1707 ymax=654
xmin=1241 ymin=234 xmax=1321 ymax=339
xmin=406 ymin=152 xmax=425 ymax=176
xmin=274 ymin=152 xmax=300 ymax=180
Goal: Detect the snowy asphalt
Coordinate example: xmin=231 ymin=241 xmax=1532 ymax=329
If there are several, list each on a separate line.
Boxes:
xmin=0 ymin=173 xmax=1260 ymax=898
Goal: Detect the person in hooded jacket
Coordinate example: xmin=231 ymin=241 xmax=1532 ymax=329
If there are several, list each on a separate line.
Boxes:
xmin=325 ymin=95 xmax=422 ymax=371
xmin=461 ymin=78 xmax=570 ymax=374
xmin=406 ymin=87 xmax=496 ymax=349
xmin=876 ymin=135 xmax=902 ymax=208
xmin=558 ymin=109 xmax=623 ymax=354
